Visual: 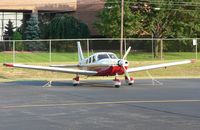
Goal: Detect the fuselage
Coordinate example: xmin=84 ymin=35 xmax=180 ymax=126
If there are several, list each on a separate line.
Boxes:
xmin=78 ymin=52 xmax=129 ymax=76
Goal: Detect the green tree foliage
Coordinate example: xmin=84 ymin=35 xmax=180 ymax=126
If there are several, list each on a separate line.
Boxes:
xmin=45 ymin=14 xmax=90 ymax=39
xmin=94 ymin=0 xmax=144 ymax=38
xmin=12 ymin=31 xmax=24 ymax=51
xmin=42 ymin=14 xmax=90 ymax=51
xmin=144 ymin=0 xmax=200 ymax=57
xmin=3 ymin=19 xmax=15 ymax=51
xmin=143 ymin=1 xmax=178 ymax=57
xmin=18 ymin=14 xmax=31 ymax=40
xmin=39 ymin=13 xmax=57 ymax=39
xmin=24 ymin=14 xmax=46 ymax=51
xmin=25 ymin=15 xmax=40 ymax=40
xmin=12 ymin=31 xmax=22 ymax=40
xmin=95 ymin=0 xmax=200 ymax=58
xmin=4 ymin=19 xmax=15 ymax=40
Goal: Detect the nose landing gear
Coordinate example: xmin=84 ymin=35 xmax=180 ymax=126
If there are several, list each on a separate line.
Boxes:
xmin=73 ymin=75 xmax=80 ymax=86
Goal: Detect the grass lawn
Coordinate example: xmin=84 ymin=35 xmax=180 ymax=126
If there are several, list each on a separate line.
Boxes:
xmin=0 ymin=51 xmax=198 ymax=63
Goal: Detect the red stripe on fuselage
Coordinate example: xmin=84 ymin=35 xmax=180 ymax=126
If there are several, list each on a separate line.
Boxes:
xmin=94 ymin=66 xmax=128 ymax=76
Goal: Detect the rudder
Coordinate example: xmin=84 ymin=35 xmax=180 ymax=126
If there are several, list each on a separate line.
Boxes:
xmin=77 ymin=41 xmax=84 ymax=62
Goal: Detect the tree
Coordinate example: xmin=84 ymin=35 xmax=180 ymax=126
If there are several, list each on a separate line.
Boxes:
xmin=45 ymin=14 xmax=90 ymax=39
xmin=25 ymin=14 xmax=40 ymax=40
xmin=94 ymin=0 xmax=144 ymax=38
xmin=24 ymin=14 xmax=45 ymax=51
xmin=12 ymin=31 xmax=22 ymax=40
xmin=144 ymin=0 xmax=200 ymax=57
xmin=95 ymin=0 xmax=200 ymax=58
xmin=3 ymin=19 xmax=15 ymax=50
xmin=43 ymin=14 xmax=90 ymax=51
xmin=38 ymin=13 xmax=57 ymax=39
xmin=12 ymin=31 xmax=24 ymax=51
xmin=4 ymin=19 xmax=15 ymax=40
xmin=18 ymin=13 xmax=31 ymax=40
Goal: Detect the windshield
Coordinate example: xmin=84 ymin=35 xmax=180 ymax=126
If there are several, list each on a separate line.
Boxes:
xmin=98 ymin=54 xmax=109 ymax=60
xmin=108 ymin=54 xmax=117 ymax=59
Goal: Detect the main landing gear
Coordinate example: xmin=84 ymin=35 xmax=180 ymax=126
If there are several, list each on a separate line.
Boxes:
xmin=113 ymin=76 xmax=121 ymax=88
xmin=73 ymin=75 xmax=80 ymax=86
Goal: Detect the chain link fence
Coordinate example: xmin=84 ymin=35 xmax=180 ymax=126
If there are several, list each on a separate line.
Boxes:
xmin=0 ymin=38 xmax=198 ymax=63
xmin=0 ymin=38 xmax=199 ymax=81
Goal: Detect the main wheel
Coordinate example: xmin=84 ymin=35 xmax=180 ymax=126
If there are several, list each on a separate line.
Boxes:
xmin=115 ymin=85 xmax=120 ymax=88
xmin=128 ymin=83 xmax=133 ymax=86
xmin=73 ymin=84 xmax=78 ymax=86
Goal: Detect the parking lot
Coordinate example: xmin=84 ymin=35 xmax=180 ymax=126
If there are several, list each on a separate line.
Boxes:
xmin=0 ymin=79 xmax=200 ymax=130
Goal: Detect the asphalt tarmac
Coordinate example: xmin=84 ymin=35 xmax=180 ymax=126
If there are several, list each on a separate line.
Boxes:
xmin=0 ymin=79 xmax=200 ymax=130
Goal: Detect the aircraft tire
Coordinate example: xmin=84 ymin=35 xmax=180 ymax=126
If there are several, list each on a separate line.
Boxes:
xmin=73 ymin=84 xmax=78 ymax=86
xmin=128 ymin=83 xmax=133 ymax=86
xmin=115 ymin=85 xmax=120 ymax=88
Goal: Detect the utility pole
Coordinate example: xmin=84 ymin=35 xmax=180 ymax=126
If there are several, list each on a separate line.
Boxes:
xmin=120 ymin=0 xmax=124 ymax=58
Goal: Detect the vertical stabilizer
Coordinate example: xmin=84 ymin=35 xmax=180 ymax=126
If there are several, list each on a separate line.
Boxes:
xmin=77 ymin=41 xmax=84 ymax=62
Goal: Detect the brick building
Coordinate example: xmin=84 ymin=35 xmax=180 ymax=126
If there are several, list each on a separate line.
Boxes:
xmin=0 ymin=0 xmax=104 ymax=39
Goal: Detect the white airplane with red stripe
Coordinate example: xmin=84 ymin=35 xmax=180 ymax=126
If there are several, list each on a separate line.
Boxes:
xmin=3 ymin=42 xmax=195 ymax=88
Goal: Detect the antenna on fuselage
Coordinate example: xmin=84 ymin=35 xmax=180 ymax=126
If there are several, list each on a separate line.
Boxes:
xmin=77 ymin=41 xmax=84 ymax=62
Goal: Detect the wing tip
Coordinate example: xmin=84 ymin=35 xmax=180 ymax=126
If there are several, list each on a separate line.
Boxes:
xmin=191 ymin=59 xmax=196 ymax=63
xmin=3 ymin=63 xmax=14 ymax=67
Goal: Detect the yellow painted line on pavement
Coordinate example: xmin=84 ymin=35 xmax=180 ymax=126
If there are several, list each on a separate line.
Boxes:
xmin=0 ymin=100 xmax=200 ymax=109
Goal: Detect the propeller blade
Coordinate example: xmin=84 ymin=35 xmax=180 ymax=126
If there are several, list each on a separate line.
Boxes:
xmin=122 ymin=66 xmax=130 ymax=81
xmin=123 ymin=46 xmax=131 ymax=60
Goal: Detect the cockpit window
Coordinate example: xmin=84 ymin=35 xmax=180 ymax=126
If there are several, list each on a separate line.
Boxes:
xmin=98 ymin=54 xmax=109 ymax=60
xmin=108 ymin=54 xmax=117 ymax=59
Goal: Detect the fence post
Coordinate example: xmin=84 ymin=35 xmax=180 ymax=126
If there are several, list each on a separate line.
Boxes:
xmin=193 ymin=39 xmax=198 ymax=60
xmin=160 ymin=39 xmax=163 ymax=60
xmin=124 ymin=38 xmax=127 ymax=53
xmin=13 ymin=40 xmax=15 ymax=63
xmin=196 ymin=41 xmax=198 ymax=60
xmin=152 ymin=34 xmax=154 ymax=60
xmin=87 ymin=39 xmax=89 ymax=57
xmin=49 ymin=40 xmax=52 ymax=64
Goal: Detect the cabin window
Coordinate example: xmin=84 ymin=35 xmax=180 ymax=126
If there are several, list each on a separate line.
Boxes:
xmin=98 ymin=54 xmax=109 ymax=60
xmin=108 ymin=54 xmax=117 ymax=59
xmin=89 ymin=57 xmax=92 ymax=63
xmin=92 ymin=56 xmax=96 ymax=62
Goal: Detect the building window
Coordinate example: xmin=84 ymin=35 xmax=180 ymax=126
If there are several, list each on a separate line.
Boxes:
xmin=0 ymin=12 xmax=23 ymax=40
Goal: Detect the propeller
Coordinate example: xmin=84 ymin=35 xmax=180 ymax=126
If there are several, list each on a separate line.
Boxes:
xmin=123 ymin=47 xmax=131 ymax=60
xmin=122 ymin=65 xmax=131 ymax=81
xmin=118 ymin=46 xmax=132 ymax=81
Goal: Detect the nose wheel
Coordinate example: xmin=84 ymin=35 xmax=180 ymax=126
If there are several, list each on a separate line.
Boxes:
xmin=73 ymin=75 xmax=80 ymax=86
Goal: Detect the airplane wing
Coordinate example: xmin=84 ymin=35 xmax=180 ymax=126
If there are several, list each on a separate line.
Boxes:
xmin=3 ymin=63 xmax=97 ymax=76
xmin=127 ymin=59 xmax=195 ymax=73
xmin=50 ymin=64 xmax=79 ymax=68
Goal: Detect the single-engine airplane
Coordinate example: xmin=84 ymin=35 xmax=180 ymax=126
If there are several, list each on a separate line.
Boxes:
xmin=3 ymin=42 xmax=195 ymax=87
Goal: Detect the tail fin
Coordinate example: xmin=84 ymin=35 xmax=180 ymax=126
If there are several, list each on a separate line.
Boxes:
xmin=77 ymin=41 xmax=84 ymax=62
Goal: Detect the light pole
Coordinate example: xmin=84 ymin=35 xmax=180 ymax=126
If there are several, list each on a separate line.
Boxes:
xmin=120 ymin=0 xmax=124 ymax=58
